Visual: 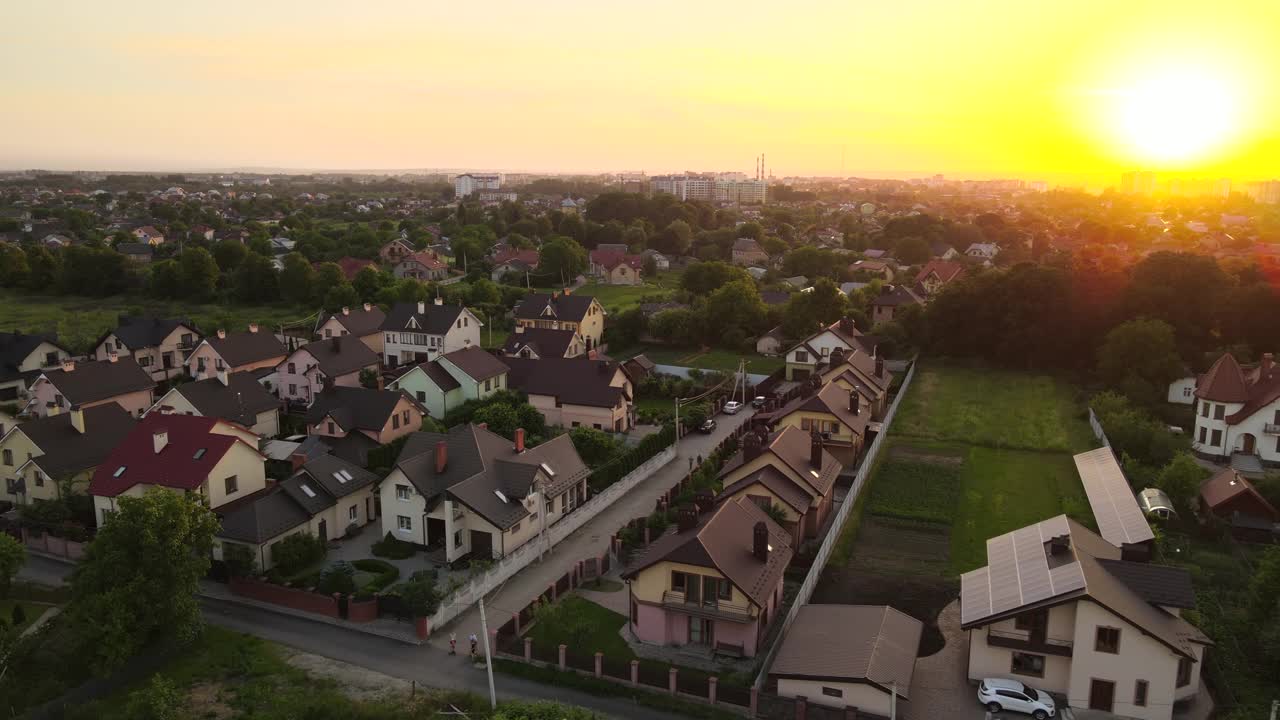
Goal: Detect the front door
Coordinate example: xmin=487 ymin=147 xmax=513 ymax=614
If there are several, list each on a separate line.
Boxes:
xmin=688 ymin=617 xmax=713 ymax=646
xmin=426 ymin=518 xmax=446 ymax=547
xmin=1089 ymin=679 xmax=1115 ymax=712
xmin=1242 ymin=433 xmax=1257 ymax=454
xmin=469 ymin=529 xmax=493 ymax=560
xmin=318 ymin=519 xmax=328 ymax=542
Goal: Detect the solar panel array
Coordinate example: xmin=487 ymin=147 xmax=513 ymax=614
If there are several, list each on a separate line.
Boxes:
xmin=959 ymin=515 xmax=1086 ymax=626
xmin=1074 ymin=447 xmax=1155 ymax=547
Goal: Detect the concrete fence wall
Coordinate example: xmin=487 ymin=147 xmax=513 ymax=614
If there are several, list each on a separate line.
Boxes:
xmin=653 ymin=364 xmax=771 ymax=386
xmin=22 ymin=528 xmax=86 ymax=560
xmin=229 ymin=576 xmax=341 ymax=618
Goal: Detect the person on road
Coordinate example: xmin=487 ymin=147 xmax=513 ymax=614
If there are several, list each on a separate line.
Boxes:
xmin=469 ymin=633 xmax=478 ymax=659
xmin=449 ymin=632 xmax=456 ymax=655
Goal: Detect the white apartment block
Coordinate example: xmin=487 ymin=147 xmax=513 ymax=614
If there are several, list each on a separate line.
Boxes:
xmin=454 ymin=173 xmax=503 ymax=198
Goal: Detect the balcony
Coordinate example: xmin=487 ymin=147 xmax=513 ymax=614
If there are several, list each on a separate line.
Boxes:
xmin=661 ymin=590 xmax=753 ymax=624
xmin=1264 ymin=424 xmax=1280 ymax=435
xmin=987 ymin=627 xmax=1074 ymax=657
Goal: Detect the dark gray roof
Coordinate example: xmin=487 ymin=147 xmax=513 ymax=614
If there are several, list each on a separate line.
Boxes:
xmin=0 ymin=332 xmax=65 ymax=383
xmin=16 ymin=404 xmax=138 ymax=478
xmin=502 ymin=357 xmax=626 ymax=409
xmin=170 ymin=372 xmax=278 ymax=426
xmin=217 ymin=488 xmax=311 ymax=544
xmin=512 ymin=293 xmax=596 ymax=323
xmin=382 ymin=302 xmax=464 ymax=335
xmin=294 ymin=335 xmax=380 ymax=378
xmin=394 ymin=424 xmax=589 ymax=530
xmin=441 ymin=347 xmax=508 ymax=382
xmin=304 ymin=386 xmax=412 ymax=433
xmin=1096 ymin=559 xmax=1197 ymax=609
xmin=294 ymin=453 xmax=378 ymax=502
xmin=500 ymin=328 xmax=579 ymax=359
xmin=322 ymin=306 xmax=386 ymax=337
xmin=205 ymin=330 xmax=287 ymax=368
xmin=771 ymin=605 xmax=923 ymax=697
xmin=420 ymin=360 xmax=461 ymax=391
xmin=41 ymin=357 xmax=156 ymax=406
xmin=104 ymin=316 xmax=196 ymax=352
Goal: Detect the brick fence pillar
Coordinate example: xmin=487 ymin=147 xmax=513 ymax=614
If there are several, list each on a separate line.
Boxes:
xmin=796 ymin=695 xmax=807 ymax=720
xmin=414 ymin=617 xmax=429 ymax=639
xmin=513 ymin=612 xmax=521 ymax=635
xmin=523 ymin=637 xmax=532 ymax=662
xmin=708 ymin=676 xmax=717 ymax=705
xmin=668 ymin=668 xmax=678 ymax=695
xmin=630 ymin=660 xmax=639 ymax=685
xmin=644 ymin=525 xmax=651 ymax=544
xmin=845 ymin=707 xmax=858 ymax=720
xmin=594 ymin=652 xmax=603 ymax=678
xmin=558 ymin=644 xmax=566 ymax=670
xmin=489 ymin=628 xmax=498 ymax=655
xmin=550 ymin=582 xmax=557 ymax=601
xmin=750 ymin=687 xmax=759 ymax=717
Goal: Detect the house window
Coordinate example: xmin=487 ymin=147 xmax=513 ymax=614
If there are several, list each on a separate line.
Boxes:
xmin=821 ymin=347 xmax=829 ymax=357
xmin=545 ymin=499 xmax=553 ymax=514
xmin=1134 ymin=680 xmax=1148 ymax=707
xmin=224 ymin=476 xmax=238 ymax=495
xmin=718 ymin=579 xmax=732 ymax=601
xmin=1210 ymin=429 xmax=1222 ymax=447
xmin=33 ymin=472 xmax=44 ymax=487
xmin=104 ymin=341 xmax=114 ymax=353
xmin=289 ymin=384 xmax=297 ymax=395
xmin=45 ymin=351 xmax=59 ymax=366
xmin=1011 ymin=652 xmax=1045 ymax=677
xmin=392 ymin=414 xmax=401 ymax=429
xmin=453 ymin=529 xmax=462 ymax=547
xmin=1183 ymin=387 xmax=1192 ymax=398
xmin=416 ymin=391 xmax=426 ymax=402
xmin=324 ymin=330 xmax=332 ymax=338
xmin=572 ymin=421 xmax=580 ymax=427
xmin=671 ymin=571 xmax=686 ymax=592
xmin=511 ymin=521 xmax=521 ymax=533
xmin=1198 ymin=427 xmax=1207 ymax=444
xmin=821 ymin=687 xmax=843 ymax=699
xmin=288 ymin=363 xmax=296 ymax=373
xmin=1 ymin=450 xmax=10 ymax=466
xmin=1176 ymin=657 xmax=1192 ymax=687
xmin=327 ymin=422 xmax=336 ymax=434
xmin=795 ymin=350 xmax=808 ymax=363
xmin=215 ymin=358 xmax=225 ymax=370
xmin=197 ymin=357 xmax=206 ymax=371
xmin=397 ymin=515 xmax=412 ymax=531
xmin=1095 ymin=626 xmax=1120 ymax=654
xmin=403 ymin=409 xmax=410 ymax=424
xmin=484 ymin=379 xmax=491 ymax=391
xmin=1214 ymin=404 xmax=1225 ymax=420
xmin=348 ymin=505 xmax=358 ymax=521
xmin=1015 ymin=609 xmax=1046 ymax=632
xmin=396 ymin=484 xmax=411 ymax=501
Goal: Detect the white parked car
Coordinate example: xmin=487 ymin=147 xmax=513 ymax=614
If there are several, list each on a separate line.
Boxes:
xmin=722 ymin=401 xmax=743 ymax=415
xmin=977 ymin=678 xmax=1056 ymax=719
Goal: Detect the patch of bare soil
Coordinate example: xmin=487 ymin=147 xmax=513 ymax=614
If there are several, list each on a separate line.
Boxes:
xmin=282 ymin=649 xmax=412 ymax=703
xmin=187 ymin=682 xmax=234 ymax=720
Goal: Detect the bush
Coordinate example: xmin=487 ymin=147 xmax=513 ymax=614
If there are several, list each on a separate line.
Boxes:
xmin=589 ymin=424 xmax=676 ymax=491
xmin=125 ymin=676 xmax=182 ymax=720
xmin=271 ymin=532 xmax=326 ymax=576
xmin=371 ymin=531 xmax=416 ymax=560
xmin=352 ymin=558 xmax=400 ymax=593
xmin=316 ymin=561 xmax=356 ymax=595
xmin=400 ymin=571 xmax=441 ymax=617
xmin=222 ymin=543 xmax=257 ymax=578
xmin=11 ymin=604 xmax=25 ymax=626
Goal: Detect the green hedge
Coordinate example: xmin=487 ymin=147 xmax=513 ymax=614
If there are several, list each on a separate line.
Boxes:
xmin=588 ymin=424 xmax=676 ymax=491
xmin=371 ymin=531 xmax=416 ymax=560
xmin=352 ymin=558 xmax=401 ymax=593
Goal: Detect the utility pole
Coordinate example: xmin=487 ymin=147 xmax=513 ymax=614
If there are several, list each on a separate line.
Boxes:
xmin=478 ymin=597 xmax=497 ymax=709
xmin=1269 ymin=699 xmax=1278 ymax=720
xmin=890 ymin=681 xmax=897 ymax=720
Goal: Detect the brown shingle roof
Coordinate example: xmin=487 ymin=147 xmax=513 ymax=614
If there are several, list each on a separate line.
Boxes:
xmin=293 ymin=335 xmax=380 ymax=378
xmin=1195 ymin=353 xmax=1249 ymax=402
xmin=719 ymin=465 xmax=812 ymax=514
xmin=441 ymin=346 xmax=509 ymax=382
xmin=1199 ymin=467 xmax=1279 ymax=519
xmin=771 ymin=605 xmax=923 ymax=697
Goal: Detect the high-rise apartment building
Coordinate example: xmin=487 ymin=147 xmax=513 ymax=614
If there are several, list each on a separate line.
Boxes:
xmin=1120 ymin=171 xmax=1158 ymax=196
xmin=454 ymin=173 xmax=503 ymax=198
xmin=1246 ymin=180 xmax=1280 ymax=204
xmin=650 ymin=174 xmax=765 ymax=204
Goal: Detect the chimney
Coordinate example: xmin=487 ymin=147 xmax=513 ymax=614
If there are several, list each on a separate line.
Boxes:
xmin=515 ymin=427 xmax=525 ymax=452
xmin=107 ymin=352 xmax=118 ymax=363
xmin=433 ymin=296 xmax=443 ymax=306
xmin=153 ymin=429 xmax=169 ymax=454
xmin=563 ymin=287 xmax=572 ymax=296
xmin=217 ymin=328 xmax=227 ymax=339
xmin=60 ymin=358 xmax=75 ymax=372
xmin=216 ymin=369 xmax=229 ymax=386
xmin=830 ymin=347 xmax=844 ymax=365
xmin=290 ymin=452 xmax=307 ymax=472
xmin=435 ymin=440 xmax=448 ymax=473
xmin=417 ymin=301 xmax=426 ymax=314
xmin=248 ymin=323 xmax=259 ymax=334
xmin=677 ymin=507 xmax=697 ymax=532
xmin=342 ymin=306 xmax=350 ymax=316
xmin=875 ymin=355 xmax=885 ymax=378
xmin=70 ymin=405 xmax=85 ymax=434
xmin=810 ymin=430 xmax=823 ymax=470
xmin=752 ymin=521 xmax=769 ymax=560
xmin=1049 ymin=535 xmax=1071 ymax=556
xmin=514 ymin=324 xmax=525 ymax=334
xmin=849 ymin=390 xmax=860 ymax=415
xmin=363 ymin=302 xmax=372 ymax=312
xmin=1264 ymin=353 xmax=1275 ymax=375
xmin=838 ymin=317 xmax=854 ymax=336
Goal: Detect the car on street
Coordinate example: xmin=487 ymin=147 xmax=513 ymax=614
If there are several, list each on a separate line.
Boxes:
xmin=977 ymin=678 xmax=1055 ymax=719
xmin=752 ymin=395 xmax=767 ymax=408
xmin=722 ymin=401 xmax=743 ymax=415
xmin=698 ymin=418 xmax=717 ymax=434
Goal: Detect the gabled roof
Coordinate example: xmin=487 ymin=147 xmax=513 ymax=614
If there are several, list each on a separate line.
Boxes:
xmin=770 ymin=605 xmax=923 ymax=697
xmin=382 ymin=302 xmax=465 ymax=335
xmin=512 ymin=293 xmax=597 ymax=323
xmin=1200 ymin=467 xmax=1279 ymax=520
xmin=500 ymin=328 xmax=580 ymax=359
xmin=169 ymin=372 xmax=279 ymax=426
xmin=101 ymin=315 xmax=197 ymax=352
xmin=321 ymin=305 xmax=385 ymax=336
xmin=393 ymin=424 xmax=589 ymax=530
xmin=89 ymin=414 xmax=256 ymax=497
xmin=0 ymin=331 xmax=65 ymax=383
xmin=1195 ymin=353 xmax=1249 ymax=403
xmin=502 ymin=357 xmax=626 ymax=409
xmin=718 ymin=464 xmax=811 ymax=514
xmin=773 ymin=383 xmax=871 ymax=444
xmin=38 ymin=357 xmax=156 ymax=406
xmin=719 ymin=425 xmax=841 ymax=502
xmin=492 ymin=248 xmax=539 ymax=266
xmin=399 ymin=251 xmax=446 ymax=270
xmin=283 ymin=454 xmax=378 ymax=511
xmin=1095 ymin=559 xmax=1197 ymax=609
xmin=870 ymin=284 xmax=924 ymax=308
xmin=12 ymin=404 xmax=137 ymax=478
xmin=914 ymin=260 xmax=965 ymax=286
xmin=217 ymin=487 xmax=310 ymax=544
xmin=199 ymin=330 xmax=287 ymax=368
xmin=290 ymin=336 xmax=380 ymax=378
xmin=1225 ymin=357 xmax=1280 ymax=424
xmin=441 ymin=346 xmax=509 ymax=382
xmin=305 ymin=386 xmax=416 ymax=433
xmin=622 ymin=496 xmax=794 ymax=608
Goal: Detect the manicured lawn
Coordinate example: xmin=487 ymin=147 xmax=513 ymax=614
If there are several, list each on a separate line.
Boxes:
xmin=634 ymin=347 xmax=784 ymax=375
xmin=574 ymin=282 xmax=673 ymax=314
xmin=0 ymin=599 xmax=49 ymax=634
xmin=526 ymin=595 xmax=634 ymax=659
xmin=892 ymin=363 xmax=1096 ymax=453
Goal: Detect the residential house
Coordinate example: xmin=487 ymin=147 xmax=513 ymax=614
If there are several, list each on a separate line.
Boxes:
xmin=276 ymin=336 xmax=381 ymax=406
xmin=117 ymin=242 xmax=154 ymax=263
xmin=870 ymin=284 xmax=925 ymax=327
xmin=132 ymin=225 xmax=165 ymax=245
xmin=305 ymin=386 xmax=424 ymax=448
xmin=641 ymin=250 xmax=670 ymax=271
xmin=512 ymin=291 xmax=605 ymax=352
xmin=498 ymin=326 xmax=586 ymax=359
xmin=782 ymin=317 xmax=875 ymax=381
xmin=848 ymin=259 xmax=895 ymax=281
xmin=620 ymin=354 xmax=656 ymax=385
xmin=89 ymin=414 xmax=268 ymax=527
xmin=387 ymin=347 xmax=509 ymax=419
xmin=930 ymin=241 xmax=959 ymax=260
xmin=26 ymin=356 xmax=156 ymax=419
xmin=0 ymin=404 xmax=136 ymax=504
xmin=1166 ymin=374 xmax=1197 ymax=405
xmin=731 ymin=238 xmax=769 ymax=266
xmin=1198 ymin=467 xmax=1279 ymax=541
xmin=620 ymin=496 xmax=794 ymax=658
xmin=966 ymin=242 xmax=1000 ymax=263
xmin=489 ymin=248 xmax=540 ymax=282
xmin=0 ymin=331 xmax=70 ymax=401
xmin=715 ymin=426 xmax=841 ymax=547
xmin=770 ymin=605 xmax=922 ymax=715
xmin=316 ymin=303 xmax=387 ymax=355
xmin=186 ymin=326 xmax=288 ymax=382
xmin=914 ymin=260 xmax=965 ymax=295
xmin=216 ymin=454 xmax=380 ymax=569
xmin=1189 ymin=352 xmax=1280 ymax=464
xmin=379 ymin=238 xmax=415 ymax=264
xmin=378 ymin=424 xmax=589 ymax=562
xmin=93 ymin=315 xmax=200 ymax=382
xmin=755 ymin=327 xmax=786 ymax=356
xmin=782 ymin=276 xmax=809 ymax=290
xmin=816 ymin=346 xmax=892 ymax=419
xmin=381 ymin=300 xmax=482 ymax=369
xmin=769 ymin=380 xmax=870 ymax=467
xmin=394 ymin=251 xmax=449 ymax=281
xmin=961 ymin=516 xmax=1210 ymax=720
xmin=588 ymin=250 xmax=643 ymax=285
xmin=147 ymin=370 xmax=281 ymax=437
xmin=503 ymin=357 xmax=633 ymax=432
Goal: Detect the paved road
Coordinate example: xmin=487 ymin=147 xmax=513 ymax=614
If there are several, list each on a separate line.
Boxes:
xmin=432 ymin=409 xmax=755 ymax=649
xmin=17 ymin=553 xmax=74 ymax=586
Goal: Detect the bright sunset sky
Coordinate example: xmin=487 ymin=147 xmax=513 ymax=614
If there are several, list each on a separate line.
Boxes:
xmin=2 ymin=1 xmax=1278 ymax=185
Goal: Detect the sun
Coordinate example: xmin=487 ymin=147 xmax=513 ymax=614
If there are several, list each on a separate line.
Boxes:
xmin=1108 ymin=64 xmax=1241 ymax=165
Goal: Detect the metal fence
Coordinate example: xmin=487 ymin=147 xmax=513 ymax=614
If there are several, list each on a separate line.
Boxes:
xmin=752 ymin=358 xmax=918 ymax=688
xmin=1088 ymin=407 xmax=1111 ymax=447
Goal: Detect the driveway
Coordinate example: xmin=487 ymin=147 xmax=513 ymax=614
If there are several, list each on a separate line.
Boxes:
xmin=908 ymin=599 xmax=989 ymax=720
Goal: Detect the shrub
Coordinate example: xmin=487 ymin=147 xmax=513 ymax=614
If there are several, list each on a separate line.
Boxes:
xmin=352 ymin=558 xmax=400 ymax=593
xmin=11 ymin=604 xmax=25 ymax=626
xmin=371 ymin=532 xmax=416 ymax=560
xmin=400 ymin=571 xmax=441 ymax=617
xmin=271 ymin=532 xmax=326 ymax=576
xmin=316 ymin=561 xmax=356 ymax=595
xmin=222 ymin=543 xmax=257 ymax=578
xmin=125 ymin=676 xmax=182 ymax=720
xmin=589 ymin=423 xmax=676 ymax=491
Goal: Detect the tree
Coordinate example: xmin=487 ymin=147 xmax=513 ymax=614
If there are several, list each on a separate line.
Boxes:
xmin=147 ymin=260 xmax=183 ymax=299
xmin=352 ymin=265 xmax=388 ymax=302
xmin=781 ymin=279 xmax=847 ymax=340
xmin=893 ymin=236 xmax=932 ymax=265
xmin=537 ymin=236 xmax=587 ymax=283
xmin=312 ymin=262 xmax=346 ymax=305
xmin=212 ymin=239 xmax=247 ymax=272
xmin=24 ymin=245 xmax=60 ymax=291
xmin=67 ymin=488 xmax=219 ymax=675
xmin=1248 ymin=546 xmax=1280 ymax=621
xmin=1154 ymin=452 xmax=1205 ymax=512
xmin=400 ymin=570 xmax=440 ymax=617
xmin=1097 ymin=318 xmax=1183 ymax=407
xmin=279 ymin=253 xmax=315 ymax=305
xmin=569 ymin=427 xmax=620 ymax=468
xmin=359 ymin=368 xmax=380 ymax=389
xmin=0 ymin=244 xmax=29 ymax=287
xmin=233 ymin=254 xmax=279 ymax=303
xmin=472 ymin=403 xmax=521 ymax=439
xmin=0 ymin=533 xmax=24 ymax=596
xmin=178 ymin=247 xmax=219 ymax=300
xmin=654 ymin=219 xmax=692 ymax=255
xmin=323 ymin=283 xmax=360 ymax=313
xmin=705 ymin=279 xmax=768 ymax=348
xmin=681 ymin=261 xmax=751 ymax=296
xmin=125 ymin=675 xmax=183 ymax=720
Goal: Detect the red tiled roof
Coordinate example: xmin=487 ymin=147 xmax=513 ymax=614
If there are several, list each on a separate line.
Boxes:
xmin=89 ymin=414 xmax=252 ymax=497
xmin=1195 ymin=353 xmax=1249 ymax=403
xmin=589 ymin=250 xmax=643 ymax=270
xmin=914 ymin=260 xmax=965 ymax=285
xmin=1200 ymin=467 xmax=1280 ymax=520
xmin=493 ymin=248 xmax=540 ymax=266
xmin=401 ymin=251 xmax=446 ymax=270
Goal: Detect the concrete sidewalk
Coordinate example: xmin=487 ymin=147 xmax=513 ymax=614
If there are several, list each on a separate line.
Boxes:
xmin=430 ymin=410 xmax=755 ymax=648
